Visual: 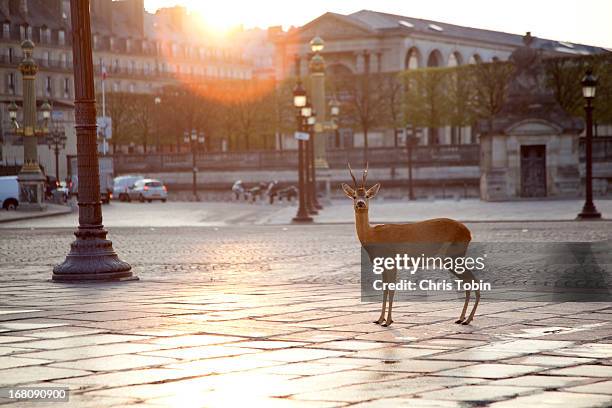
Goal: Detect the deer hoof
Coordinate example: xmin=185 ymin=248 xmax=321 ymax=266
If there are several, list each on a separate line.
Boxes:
xmin=461 ymin=319 xmax=472 ymax=325
xmin=382 ymin=320 xmax=393 ymax=327
xmin=374 ymin=318 xmax=385 ymax=325
xmin=455 ymin=319 xmax=464 ymax=324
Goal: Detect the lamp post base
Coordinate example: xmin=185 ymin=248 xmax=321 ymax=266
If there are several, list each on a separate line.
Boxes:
xmin=52 ymin=228 xmax=136 ymax=282
xmin=577 ymin=203 xmax=602 ymax=220
xmin=292 ymin=215 xmax=313 ymax=223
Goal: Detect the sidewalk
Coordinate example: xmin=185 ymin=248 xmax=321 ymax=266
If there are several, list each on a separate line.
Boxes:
xmin=0 ymin=203 xmax=73 ymax=224
xmin=0 ymin=225 xmax=611 ymax=407
xmin=262 ymin=198 xmax=612 ymax=224
xmin=0 ymin=279 xmax=611 ymax=407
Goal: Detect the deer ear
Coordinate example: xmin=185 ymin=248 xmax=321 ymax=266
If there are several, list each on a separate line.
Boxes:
xmin=341 ymin=183 xmax=356 ymax=198
xmin=366 ymin=183 xmax=381 ymax=198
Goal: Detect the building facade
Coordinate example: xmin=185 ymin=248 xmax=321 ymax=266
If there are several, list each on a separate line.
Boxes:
xmin=274 ymin=10 xmax=607 ymax=148
xmin=0 ymin=0 xmax=254 ymax=180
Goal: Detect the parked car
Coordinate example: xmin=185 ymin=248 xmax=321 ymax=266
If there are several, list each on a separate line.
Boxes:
xmin=52 ymin=181 xmax=70 ymax=203
xmin=0 ymin=176 xmax=19 ymax=210
xmin=126 ymin=179 xmax=167 ymax=203
xmin=113 ymin=175 xmax=144 ymax=202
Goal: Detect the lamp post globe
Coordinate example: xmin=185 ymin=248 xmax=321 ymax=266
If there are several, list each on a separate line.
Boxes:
xmin=293 ymin=81 xmax=307 ymax=108
xmin=40 ymin=100 xmax=52 ymax=120
xmin=310 ymin=36 xmax=324 ymax=53
xmin=581 ymin=69 xmax=597 ymax=99
xmin=330 ymin=97 xmax=340 ymax=118
xmin=8 ymin=100 xmax=17 ymax=120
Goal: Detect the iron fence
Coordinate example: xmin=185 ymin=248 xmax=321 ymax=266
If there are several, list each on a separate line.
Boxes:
xmin=114 ymin=145 xmax=481 ymax=173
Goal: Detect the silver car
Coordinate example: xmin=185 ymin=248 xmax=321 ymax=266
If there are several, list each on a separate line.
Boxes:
xmin=127 ymin=179 xmax=168 ymax=203
xmin=113 ymin=175 xmax=144 ymax=202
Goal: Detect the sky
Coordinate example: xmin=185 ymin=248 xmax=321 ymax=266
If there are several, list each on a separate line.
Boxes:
xmin=144 ymin=0 xmax=612 ymax=48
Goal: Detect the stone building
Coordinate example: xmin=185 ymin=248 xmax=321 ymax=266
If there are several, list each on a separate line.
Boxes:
xmin=275 ymin=10 xmax=607 ymax=148
xmin=479 ymin=33 xmax=584 ymax=200
xmin=0 ymin=0 xmax=253 ymax=181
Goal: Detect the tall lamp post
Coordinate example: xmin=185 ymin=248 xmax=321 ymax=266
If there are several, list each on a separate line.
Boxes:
xmin=53 ymin=0 xmax=133 ymax=282
xmin=184 ymin=129 xmax=205 ymax=201
xmin=154 ymin=96 xmax=161 ymax=153
xmin=46 ymin=124 xmax=67 ymax=184
xmin=301 ymin=102 xmax=317 ymax=215
xmin=7 ymin=40 xmax=52 ymax=211
xmin=406 ymin=128 xmax=418 ymax=201
xmin=292 ymin=81 xmax=313 ymax=223
xmin=577 ymin=69 xmax=601 ymax=220
xmin=309 ymin=36 xmax=328 ymax=169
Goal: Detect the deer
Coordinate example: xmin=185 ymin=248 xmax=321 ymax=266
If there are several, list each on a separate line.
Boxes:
xmin=341 ymin=163 xmax=480 ymax=327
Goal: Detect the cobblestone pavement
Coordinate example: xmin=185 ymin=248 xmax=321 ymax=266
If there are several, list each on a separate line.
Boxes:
xmin=0 ymin=222 xmax=611 ymax=407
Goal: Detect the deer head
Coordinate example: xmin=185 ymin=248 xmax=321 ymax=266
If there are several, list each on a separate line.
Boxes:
xmin=341 ymin=162 xmax=380 ymax=211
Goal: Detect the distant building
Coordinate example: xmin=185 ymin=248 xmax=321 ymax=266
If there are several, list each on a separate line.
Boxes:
xmin=274 ymin=10 xmax=608 ymax=148
xmin=0 ymin=0 xmax=254 ymax=180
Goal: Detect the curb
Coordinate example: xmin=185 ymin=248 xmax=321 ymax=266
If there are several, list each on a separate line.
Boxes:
xmin=0 ymin=206 xmax=74 ymax=224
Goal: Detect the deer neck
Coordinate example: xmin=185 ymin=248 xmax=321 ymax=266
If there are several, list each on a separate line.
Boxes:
xmin=354 ymin=208 xmax=372 ymax=244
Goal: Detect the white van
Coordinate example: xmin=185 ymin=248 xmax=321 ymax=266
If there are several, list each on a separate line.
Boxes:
xmin=0 ymin=176 xmax=19 ymax=210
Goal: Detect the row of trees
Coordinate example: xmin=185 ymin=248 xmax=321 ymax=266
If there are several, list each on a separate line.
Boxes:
xmin=100 ymin=53 xmax=612 ymax=153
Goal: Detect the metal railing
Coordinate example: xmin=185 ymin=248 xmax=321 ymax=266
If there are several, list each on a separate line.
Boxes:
xmin=114 ymin=145 xmax=481 ymax=173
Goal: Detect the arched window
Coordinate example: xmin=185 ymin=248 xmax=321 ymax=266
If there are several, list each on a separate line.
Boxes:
xmin=448 ymin=51 xmax=463 ymax=67
xmin=427 ymin=49 xmax=442 ymax=67
xmin=404 ymin=47 xmax=421 ymax=70
xmin=468 ymin=54 xmax=482 ymax=64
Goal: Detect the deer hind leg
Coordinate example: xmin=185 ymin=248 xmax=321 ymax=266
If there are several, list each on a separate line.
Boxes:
xmin=462 ymin=289 xmax=480 ymax=325
xmin=459 ymin=270 xmax=480 ymax=325
xmin=375 ymin=289 xmax=388 ymax=325
xmin=456 ymin=289 xmax=471 ymax=324
xmin=383 ymin=269 xmax=397 ymax=327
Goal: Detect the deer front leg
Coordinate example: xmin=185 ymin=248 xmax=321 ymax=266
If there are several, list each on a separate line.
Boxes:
xmin=456 ymin=290 xmax=471 ymax=324
xmin=374 ymin=289 xmax=388 ymax=324
xmin=383 ymin=269 xmax=397 ymax=327
xmin=462 ymin=289 xmax=480 ymax=325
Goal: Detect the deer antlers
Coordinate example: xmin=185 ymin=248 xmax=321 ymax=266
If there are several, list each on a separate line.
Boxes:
xmin=348 ymin=162 xmax=369 ymax=189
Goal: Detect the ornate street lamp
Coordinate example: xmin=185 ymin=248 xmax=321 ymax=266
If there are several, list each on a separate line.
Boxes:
xmin=577 ymin=69 xmax=601 ymax=220
xmin=46 ymin=123 xmax=67 ymax=184
xmin=53 ymin=0 xmax=134 ymax=282
xmin=8 ymin=40 xmax=52 ymax=211
xmin=308 ymin=36 xmax=329 ymax=170
xmin=292 ymin=81 xmax=312 ymax=223
xmin=184 ymin=128 xmax=205 ymax=201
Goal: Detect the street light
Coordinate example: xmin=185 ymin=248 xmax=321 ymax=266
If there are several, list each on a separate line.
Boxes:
xmin=329 ymin=95 xmax=340 ymax=149
xmin=184 ymin=128 xmax=205 ymax=201
xmin=40 ymin=100 xmax=51 ymax=120
xmin=306 ymin=111 xmax=319 ymax=212
xmin=292 ymin=81 xmax=313 ymax=223
xmin=46 ymin=124 xmax=67 ymax=185
xmin=300 ymin=102 xmax=317 ymax=215
xmin=7 ymin=40 xmax=53 ymax=211
xmin=310 ymin=36 xmax=324 ymax=53
xmin=308 ymin=36 xmax=328 ymax=171
xmin=293 ymin=81 xmax=307 ymax=108
xmin=577 ymin=68 xmax=601 ymax=220
xmin=54 ymin=0 xmax=133 ymax=282
xmin=154 ymin=96 xmax=161 ymax=153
